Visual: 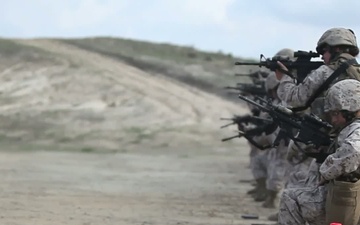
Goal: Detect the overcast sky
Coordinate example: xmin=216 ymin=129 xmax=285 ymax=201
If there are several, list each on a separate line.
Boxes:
xmin=1 ymin=0 xmax=360 ymax=59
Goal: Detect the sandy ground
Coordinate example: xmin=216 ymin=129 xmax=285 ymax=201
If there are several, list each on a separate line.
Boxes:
xmin=0 ymin=148 xmax=276 ymax=225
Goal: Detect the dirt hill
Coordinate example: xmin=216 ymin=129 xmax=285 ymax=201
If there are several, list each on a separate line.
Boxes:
xmin=0 ymin=38 xmax=253 ymax=152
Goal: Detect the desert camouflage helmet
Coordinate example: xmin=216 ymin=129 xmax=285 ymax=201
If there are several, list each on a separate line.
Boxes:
xmin=272 ymin=48 xmax=295 ymax=61
xmin=324 ymin=79 xmax=360 ymax=112
xmin=265 ymin=72 xmax=279 ymax=91
xmin=316 ymin=28 xmax=358 ymax=54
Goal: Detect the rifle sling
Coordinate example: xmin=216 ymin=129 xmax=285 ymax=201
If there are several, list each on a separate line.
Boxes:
xmin=292 ymin=58 xmax=357 ymax=112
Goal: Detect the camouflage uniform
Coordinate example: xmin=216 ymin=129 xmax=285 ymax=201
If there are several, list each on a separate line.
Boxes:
xmin=277 ymin=28 xmax=360 ymax=186
xmin=250 ymin=109 xmax=287 ymax=205
xmin=277 ymin=65 xmax=334 ymax=114
xmin=322 ymin=79 xmax=360 ymax=225
xmin=251 ymin=132 xmax=272 ymax=180
xmin=278 ymin=27 xmax=359 ymax=113
xmin=279 ymin=79 xmax=360 ymax=225
xmin=264 ymin=50 xmax=294 ymax=194
xmin=277 ymin=28 xmax=357 ymax=187
xmin=245 ymin=99 xmax=273 ymax=196
xmin=250 ymin=109 xmax=288 ymax=192
xmin=249 ymin=107 xmax=276 ymax=199
xmin=249 ymin=72 xmax=289 ymax=207
xmin=277 ymin=28 xmax=360 ymax=224
xmin=250 ymin=108 xmax=275 ymax=179
xmin=284 ymin=140 xmax=313 ymax=189
xmin=266 ymin=127 xmax=288 ymax=192
xmin=249 ymin=143 xmax=260 ymax=169
xmin=245 ymin=72 xmax=271 ymax=173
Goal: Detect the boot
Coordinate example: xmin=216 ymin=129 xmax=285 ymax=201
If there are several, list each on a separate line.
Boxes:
xmin=253 ymin=178 xmax=267 ymax=201
xmin=250 ymin=179 xmax=257 ymax=186
xmin=245 ymin=180 xmax=257 ymax=195
xmin=262 ymin=190 xmax=278 ymax=208
xmin=247 ymin=186 xmax=257 ymax=195
xmin=246 ymin=180 xmax=259 ymax=195
xmin=267 ymin=212 xmax=279 ymax=221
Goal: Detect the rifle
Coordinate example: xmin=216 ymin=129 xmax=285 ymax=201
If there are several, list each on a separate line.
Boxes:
xmin=236 ymin=82 xmax=264 ymax=89
xmin=220 ymin=114 xmax=272 ymax=128
xmin=221 ymin=113 xmax=279 ymax=150
xmin=252 ymin=79 xmax=265 ymax=86
xmin=221 ymin=121 xmax=279 ymax=149
xmin=235 ymin=70 xmax=269 ymax=78
xmin=235 ymin=50 xmax=324 ymax=83
xmin=225 ymin=84 xmax=266 ymax=97
xmin=237 ymin=95 xmax=333 ymax=148
xmin=221 ymin=130 xmax=271 ymax=149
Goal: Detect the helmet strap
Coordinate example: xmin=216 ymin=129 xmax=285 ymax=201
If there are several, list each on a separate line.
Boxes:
xmin=340 ymin=110 xmax=356 ymax=123
xmin=329 ymin=47 xmax=341 ymax=61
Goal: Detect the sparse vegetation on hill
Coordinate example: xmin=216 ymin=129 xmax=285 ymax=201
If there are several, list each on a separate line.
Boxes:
xmin=62 ymin=37 xmax=246 ymax=65
xmin=0 ymin=38 xmax=57 ymax=69
xmin=61 ymin=37 xmax=258 ymax=100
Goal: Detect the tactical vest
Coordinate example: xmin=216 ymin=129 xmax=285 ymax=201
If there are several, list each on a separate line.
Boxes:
xmin=310 ymin=53 xmax=360 ymax=117
xmin=327 ymin=53 xmax=360 ymax=81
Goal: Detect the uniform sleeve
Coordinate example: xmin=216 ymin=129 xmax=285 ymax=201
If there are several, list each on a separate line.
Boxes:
xmin=277 ymin=65 xmax=333 ymax=107
xmin=320 ymin=128 xmax=360 ymax=180
xmin=286 ymin=139 xmax=321 ymax=163
xmin=245 ymin=110 xmax=272 ymax=146
xmin=252 ymin=132 xmax=275 ymax=147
